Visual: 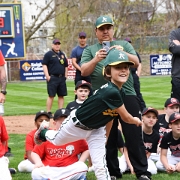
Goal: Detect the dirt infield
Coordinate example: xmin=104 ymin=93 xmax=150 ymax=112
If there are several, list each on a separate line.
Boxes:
xmin=4 ymin=115 xmax=54 ymax=134
xmin=3 ymin=110 xmax=165 ymax=134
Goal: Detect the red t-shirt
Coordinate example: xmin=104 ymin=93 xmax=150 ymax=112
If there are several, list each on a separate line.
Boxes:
xmin=33 ymin=139 xmax=88 ymax=167
xmin=0 ymin=116 xmax=8 ymax=157
xmin=24 ymin=129 xmax=37 ymax=159
xmin=0 ymin=50 xmax=5 ymax=66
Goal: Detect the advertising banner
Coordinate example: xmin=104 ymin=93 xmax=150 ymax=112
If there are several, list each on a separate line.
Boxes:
xmin=20 ymin=59 xmax=76 ymax=81
xmin=150 ymin=54 xmax=172 ymax=75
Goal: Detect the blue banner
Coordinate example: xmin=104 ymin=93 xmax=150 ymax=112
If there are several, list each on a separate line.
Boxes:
xmin=0 ymin=3 xmax=25 ymax=59
xmin=150 ymin=54 xmax=172 ymax=75
xmin=20 ymin=60 xmax=46 ymax=81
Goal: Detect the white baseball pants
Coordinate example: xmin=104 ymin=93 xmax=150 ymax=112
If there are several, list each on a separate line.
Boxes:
xmin=18 ymin=159 xmax=34 ymax=172
xmin=156 ymin=155 xmax=180 ymax=171
xmin=45 ymin=110 xmax=111 ymax=180
xmin=119 ymin=154 xmax=157 ymax=174
xmin=0 ymin=156 xmax=12 ymax=180
xmin=31 ymin=161 xmax=87 ymax=180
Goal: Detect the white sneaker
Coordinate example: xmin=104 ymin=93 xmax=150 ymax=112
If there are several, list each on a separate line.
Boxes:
xmin=34 ymin=120 xmax=50 ymax=145
xmin=88 ymin=166 xmax=95 ymax=172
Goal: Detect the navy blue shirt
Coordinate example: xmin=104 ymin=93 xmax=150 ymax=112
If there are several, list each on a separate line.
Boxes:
xmin=71 ymin=45 xmax=88 ymax=65
xmin=42 ymin=50 xmax=68 ymax=75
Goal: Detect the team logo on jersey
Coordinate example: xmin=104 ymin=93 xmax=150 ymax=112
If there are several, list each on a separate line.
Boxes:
xmin=47 ymin=145 xmax=75 ymax=158
xmin=144 ymin=142 xmax=152 ymax=150
xmin=103 ymin=109 xmax=118 ymax=117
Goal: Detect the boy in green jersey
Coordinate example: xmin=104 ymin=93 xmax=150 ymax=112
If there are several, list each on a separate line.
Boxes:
xmin=34 ymin=48 xmax=142 ymax=180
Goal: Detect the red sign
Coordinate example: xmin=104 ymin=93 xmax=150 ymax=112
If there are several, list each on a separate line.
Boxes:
xmin=67 ymin=59 xmax=75 ymax=80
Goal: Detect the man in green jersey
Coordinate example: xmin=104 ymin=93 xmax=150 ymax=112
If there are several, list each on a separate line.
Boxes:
xmin=80 ymin=16 xmax=151 ymax=180
xmin=34 ymin=48 xmax=142 ymax=180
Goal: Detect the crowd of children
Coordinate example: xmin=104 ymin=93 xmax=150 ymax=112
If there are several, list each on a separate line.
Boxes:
xmin=2 ymin=48 xmax=180 ymax=180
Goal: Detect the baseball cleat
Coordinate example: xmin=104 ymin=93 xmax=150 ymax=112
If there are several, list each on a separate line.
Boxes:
xmin=34 ymin=120 xmax=50 ymax=145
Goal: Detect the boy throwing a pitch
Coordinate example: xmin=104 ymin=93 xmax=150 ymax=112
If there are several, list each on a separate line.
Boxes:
xmin=34 ymin=48 xmax=142 ymax=180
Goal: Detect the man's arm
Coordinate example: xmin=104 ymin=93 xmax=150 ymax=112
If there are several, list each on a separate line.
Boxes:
xmin=0 ymin=65 xmax=7 ymax=103
xmin=72 ymin=58 xmax=81 ymax=71
xmin=42 ymin=65 xmax=50 ymax=81
xmin=169 ymin=29 xmax=180 ymax=55
xmin=81 ymin=48 xmax=107 ymax=76
xmin=65 ymin=67 xmax=68 ymax=79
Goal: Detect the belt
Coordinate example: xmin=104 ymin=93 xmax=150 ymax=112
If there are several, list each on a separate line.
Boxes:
xmin=72 ymin=117 xmax=93 ymax=131
xmin=51 ymin=74 xmax=64 ymax=77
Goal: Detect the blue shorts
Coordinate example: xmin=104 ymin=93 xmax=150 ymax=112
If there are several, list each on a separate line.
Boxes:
xmin=47 ymin=76 xmax=67 ymax=97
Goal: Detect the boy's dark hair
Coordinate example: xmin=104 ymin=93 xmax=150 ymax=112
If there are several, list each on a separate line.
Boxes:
xmin=103 ymin=66 xmax=111 ymax=81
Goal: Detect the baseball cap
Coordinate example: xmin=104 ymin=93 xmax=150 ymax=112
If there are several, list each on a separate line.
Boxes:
xmin=124 ymin=37 xmax=132 ymax=43
xmin=164 ymin=98 xmax=180 ymax=107
xmin=169 ymin=112 xmax=180 ymax=123
xmin=75 ymin=80 xmax=92 ymax=90
xmin=142 ymin=107 xmax=158 ymax=117
xmin=79 ymin=32 xmax=86 ymax=38
xmin=103 ymin=48 xmax=134 ymax=67
xmin=53 ymin=108 xmax=70 ymax=120
xmin=95 ymin=15 xmax=114 ymax=28
xmin=35 ymin=110 xmax=50 ymax=121
xmin=52 ymin=39 xmax=61 ymax=44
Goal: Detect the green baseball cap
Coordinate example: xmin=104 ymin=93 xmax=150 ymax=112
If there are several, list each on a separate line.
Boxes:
xmin=103 ymin=48 xmax=134 ymax=67
xmin=95 ymin=15 xmax=114 ymax=28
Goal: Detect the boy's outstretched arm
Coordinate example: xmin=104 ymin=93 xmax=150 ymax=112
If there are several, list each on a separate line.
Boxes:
xmin=115 ymin=105 xmax=142 ymax=126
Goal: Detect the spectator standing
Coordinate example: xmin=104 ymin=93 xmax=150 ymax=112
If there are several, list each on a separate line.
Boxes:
xmin=42 ymin=39 xmax=68 ymax=118
xmin=169 ymin=26 xmax=180 ymax=102
xmin=71 ymin=32 xmax=91 ymax=85
xmin=18 ymin=111 xmax=50 ymax=172
xmin=31 ymin=108 xmax=89 ymax=180
xmin=124 ymin=37 xmax=146 ymax=111
xmin=80 ymin=15 xmax=151 ymax=180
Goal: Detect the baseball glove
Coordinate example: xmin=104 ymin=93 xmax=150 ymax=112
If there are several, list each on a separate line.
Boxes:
xmin=34 ymin=120 xmax=50 ymax=145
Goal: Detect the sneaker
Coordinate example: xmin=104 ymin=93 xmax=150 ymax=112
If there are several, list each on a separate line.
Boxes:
xmin=9 ymin=168 xmax=16 ymax=174
xmin=111 ymin=176 xmax=117 ymax=180
xmin=34 ymin=120 xmax=50 ymax=145
xmin=48 ymin=112 xmax=53 ymax=119
xmin=138 ymin=175 xmax=151 ymax=180
xmin=88 ymin=165 xmax=95 ymax=172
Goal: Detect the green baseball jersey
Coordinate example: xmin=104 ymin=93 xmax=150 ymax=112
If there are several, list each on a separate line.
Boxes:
xmin=81 ymin=40 xmax=136 ymax=95
xmin=76 ymin=81 xmax=125 ymax=129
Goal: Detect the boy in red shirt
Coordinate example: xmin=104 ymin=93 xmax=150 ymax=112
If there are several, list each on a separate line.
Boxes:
xmin=31 ymin=108 xmax=89 ymax=180
xmin=18 ymin=111 xmax=50 ymax=172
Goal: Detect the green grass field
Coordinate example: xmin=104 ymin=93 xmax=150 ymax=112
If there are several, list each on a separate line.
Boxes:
xmin=6 ymin=76 xmax=179 ymax=179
